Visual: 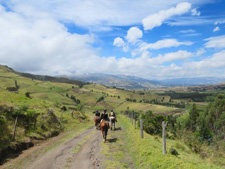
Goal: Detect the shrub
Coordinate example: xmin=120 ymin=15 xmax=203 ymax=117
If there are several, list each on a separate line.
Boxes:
xmin=97 ymin=96 xmax=104 ymax=103
xmin=169 ymin=147 xmax=179 ymax=156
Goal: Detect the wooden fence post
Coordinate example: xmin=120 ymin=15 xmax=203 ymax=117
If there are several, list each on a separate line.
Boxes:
xmin=135 ymin=119 xmax=136 ymax=129
xmin=162 ymin=121 xmax=168 ymax=155
xmin=131 ymin=111 xmax=134 ymax=125
xmin=140 ymin=119 xmax=144 ymax=138
xmin=12 ymin=116 xmax=18 ymax=140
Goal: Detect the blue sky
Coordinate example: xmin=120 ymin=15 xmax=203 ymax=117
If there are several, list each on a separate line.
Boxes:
xmin=0 ymin=0 xmax=225 ymax=80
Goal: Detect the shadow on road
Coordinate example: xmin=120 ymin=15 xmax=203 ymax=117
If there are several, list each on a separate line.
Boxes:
xmin=113 ymin=127 xmax=121 ymax=131
xmin=107 ymin=138 xmax=118 ymax=143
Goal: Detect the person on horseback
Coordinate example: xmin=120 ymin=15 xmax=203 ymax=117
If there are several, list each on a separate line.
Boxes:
xmin=94 ymin=110 xmax=101 ymax=129
xmin=95 ymin=110 xmax=100 ymax=117
xmin=100 ymin=109 xmax=110 ymax=142
xmin=109 ymin=110 xmax=117 ymax=122
xmin=100 ymin=109 xmax=109 ymax=121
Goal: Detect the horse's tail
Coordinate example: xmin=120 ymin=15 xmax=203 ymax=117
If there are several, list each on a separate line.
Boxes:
xmin=104 ymin=122 xmax=108 ymax=138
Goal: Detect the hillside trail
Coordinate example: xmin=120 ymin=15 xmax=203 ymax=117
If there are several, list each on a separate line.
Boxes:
xmin=30 ymin=127 xmax=102 ymax=169
xmin=1 ymin=126 xmax=104 ymax=169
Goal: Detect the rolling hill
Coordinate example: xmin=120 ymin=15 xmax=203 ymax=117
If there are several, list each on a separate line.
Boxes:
xmin=71 ymin=74 xmax=225 ymax=89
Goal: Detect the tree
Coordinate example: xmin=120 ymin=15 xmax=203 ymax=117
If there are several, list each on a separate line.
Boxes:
xmin=188 ymin=104 xmax=199 ymax=132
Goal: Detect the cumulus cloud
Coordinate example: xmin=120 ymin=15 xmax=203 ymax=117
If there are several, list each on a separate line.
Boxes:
xmin=113 ymin=37 xmax=125 ymax=47
xmin=142 ymin=2 xmax=191 ymax=30
xmin=204 ymin=35 xmax=225 ymax=48
xmin=191 ymin=8 xmax=200 ymax=16
xmin=213 ymin=26 xmax=220 ymax=32
xmin=113 ymin=37 xmax=128 ymax=52
xmin=125 ymin=27 xmax=143 ymax=43
xmin=0 ymin=4 xmax=99 ymax=75
xmin=184 ymin=50 xmax=225 ymax=69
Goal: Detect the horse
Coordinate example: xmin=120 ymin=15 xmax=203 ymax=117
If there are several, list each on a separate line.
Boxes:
xmin=94 ymin=116 xmax=101 ymax=130
xmin=109 ymin=116 xmax=116 ymax=130
xmin=100 ymin=119 xmax=109 ymax=142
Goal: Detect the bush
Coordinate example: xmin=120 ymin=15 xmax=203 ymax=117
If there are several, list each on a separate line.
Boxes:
xmin=169 ymin=147 xmax=179 ymax=156
xmin=97 ymin=96 xmax=104 ymax=103
xmin=141 ymin=111 xmax=166 ymax=135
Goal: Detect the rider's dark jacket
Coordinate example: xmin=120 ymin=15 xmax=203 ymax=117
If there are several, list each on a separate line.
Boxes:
xmin=101 ymin=113 xmax=109 ymax=120
xmin=95 ymin=111 xmax=100 ymax=116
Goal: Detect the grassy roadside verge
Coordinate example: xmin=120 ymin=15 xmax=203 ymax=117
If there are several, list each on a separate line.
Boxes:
xmin=101 ymin=116 xmax=134 ymax=169
xmin=119 ymin=115 xmax=222 ymax=169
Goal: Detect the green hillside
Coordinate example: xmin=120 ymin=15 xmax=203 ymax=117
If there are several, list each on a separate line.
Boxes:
xmin=0 ymin=65 xmax=224 ymax=168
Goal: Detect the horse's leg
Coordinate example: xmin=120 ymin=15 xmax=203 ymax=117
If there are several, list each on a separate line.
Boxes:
xmin=110 ymin=120 xmax=112 ymax=130
xmin=104 ymin=125 xmax=108 ymax=142
xmin=102 ymin=130 xmax=105 ymax=142
xmin=95 ymin=121 xmax=97 ymax=129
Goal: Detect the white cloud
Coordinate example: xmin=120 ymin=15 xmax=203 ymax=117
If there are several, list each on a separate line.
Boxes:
xmin=113 ymin=37 xmax=129 ymax=52
xmin=1 ymin=0 xmax=210 ymax=30
xmin=215 ymin=20 xmax=225 ymax=25
xmin=213 ymin=26 xmax=220 ymax=32
xmin=204 ymin=35 xmax=225 ymax=48
xmin=184 ymin=50 xmax=225 ymax=69
xmin=113 ymin=37 xmax=125 ymax=47
xmin=125 ymin=27 xmax=143 ymax=43
xmin=167 ymin=16 xmax=214 ymax=26
xmin=179 ymin=29 xmax=200 ymax=36
xmin=139 ymin=39 xmax=193 ymax=51
xmin=191 ymin=8 xmax=200 ymax=16
xmin=0 ymin=4 xmax=100 ymax=75
xmin=179 ymin=29 xmax=195 ymax=34
xmin=196 ymin=48 xmax=206 ymax=56
xmin=151 ymin=50 xmax=193 ymax=64
xmin=142 ymin=2 xmax=191 ymax=30
xmin=1 ymin=1 xmax=225 ymax=80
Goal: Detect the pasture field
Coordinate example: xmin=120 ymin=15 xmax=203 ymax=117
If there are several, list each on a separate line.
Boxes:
xmin=101 ymin=115 xmax=222 ymax=169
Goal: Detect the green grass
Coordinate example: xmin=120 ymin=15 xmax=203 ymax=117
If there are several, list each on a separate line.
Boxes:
xmin=116 ymin=115 xmax=222 ymax=169
xmin=115 ymin=101 xmax=180 ymax=113
xmin=2 ymin=65 xmax=221 ymax=168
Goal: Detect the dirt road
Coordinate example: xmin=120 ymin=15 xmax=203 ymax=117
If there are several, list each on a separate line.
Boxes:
xmin=2 ymin=126 xmax=104 ymax=169
xmin=31 ymin=127 xmax=102 ymax=169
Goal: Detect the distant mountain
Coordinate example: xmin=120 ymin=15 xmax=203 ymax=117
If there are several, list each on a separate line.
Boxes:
xmin=160 ymin=77 xmax=225 ymax=86
xmin=71 ymin=74 xmax=225 ymax=89
xmin=2 ymin=65 xmax=224 ymax=89
xmin=70 ymin=74 xmax=164 ymax=89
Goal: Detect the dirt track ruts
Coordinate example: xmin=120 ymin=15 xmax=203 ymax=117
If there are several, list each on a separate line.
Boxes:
xmin=27 ymin=126 xmax=103 ymax=169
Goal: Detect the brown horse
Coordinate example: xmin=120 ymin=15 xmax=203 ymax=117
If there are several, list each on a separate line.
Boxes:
xmin=94 ymin=116 xmax=101 ymax=130
xmin=100 ymin=119 xmax=109 ymax=142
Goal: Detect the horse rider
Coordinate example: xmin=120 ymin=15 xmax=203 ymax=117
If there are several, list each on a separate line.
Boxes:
xmin=109 ymin=110 xmax=117 ymax=122
xmin=95 ymin=110 xmax=100 ymax=117
xmin=100 ymin=109 xmax=109 ymax=123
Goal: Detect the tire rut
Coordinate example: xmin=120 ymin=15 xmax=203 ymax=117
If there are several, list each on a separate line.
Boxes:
xmin=29 ymin=126 xmax=100 ymax=169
